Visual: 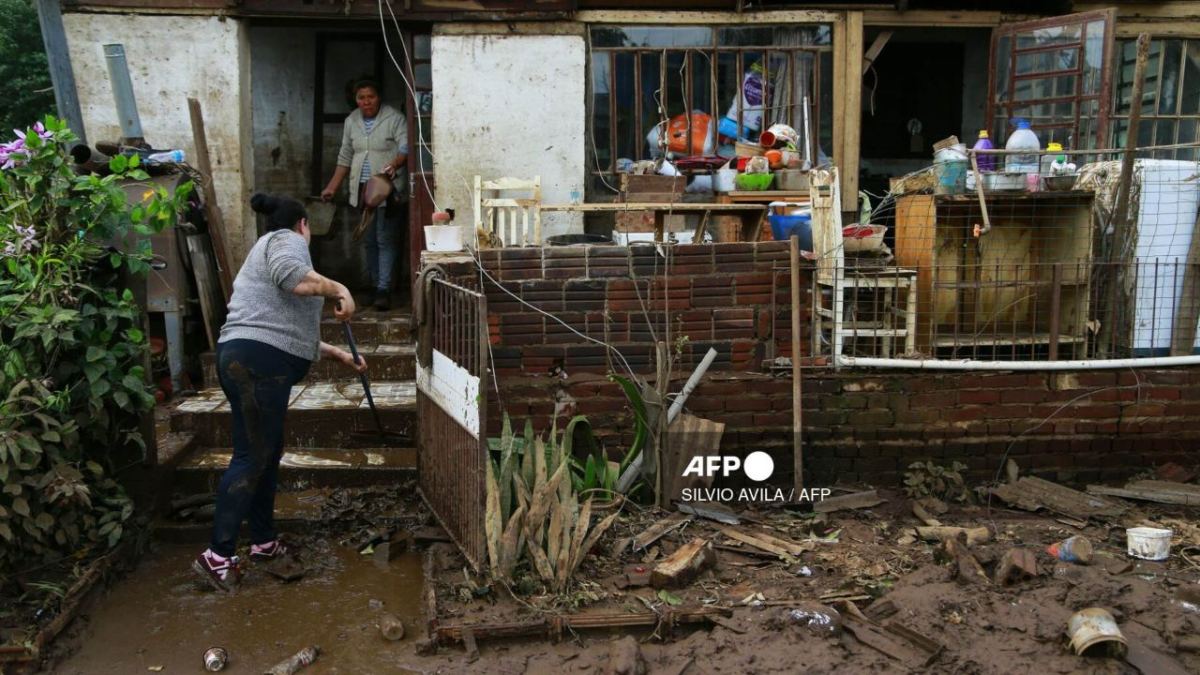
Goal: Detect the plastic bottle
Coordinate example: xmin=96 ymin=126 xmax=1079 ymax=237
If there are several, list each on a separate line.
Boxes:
xmin=1040 ymin=142 xmax=1065 ymax=176
xmin=146 ymin=149 xmax=185 ymax=165
xmin=1004 ymin=119 xmax=1040 ymax=174
xmin=972 ymin=130 xmax=996 ymax=172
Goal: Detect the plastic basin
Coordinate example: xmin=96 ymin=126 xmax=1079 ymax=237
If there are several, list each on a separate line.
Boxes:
xmin=736 ymin=173 xmax=774 ymax=191
xmin=769 ymin=214 xmax=812 ymax=249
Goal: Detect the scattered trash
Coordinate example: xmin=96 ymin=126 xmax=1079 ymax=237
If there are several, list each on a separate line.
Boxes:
xmin=650 ymin=538 xmax=716 ymax=589
xmin=1126 ymin=527 xmax=1172 ymax=561
xmin=786 ymin=603 xmax=842 ymax=636
xmin=368 ymin=598 xmax=384 ymax=610
xmin=203 ymin=646 xmax=228 ymax=672
xmin=741 ymin=592 xmax=766 ymax=608
xmin=793 ymin=565 xmax=813 ymax=577
xmin=379 ymin=612 xmax=406 ymax=641
xmin=263 ymin=645 xmax=320 ymax=675
xmin=1066 ymin=608 xmax=1127 ymax=657
xmin=1047 ymin=535 xmax=1093 ymax=564
xmin=814 ymin=489 xmax=885 ymax=513
xmin=994 ymin=548 xmax=1039 ymax=586
xmin=148 ymin=667 xmax=163 ymax=673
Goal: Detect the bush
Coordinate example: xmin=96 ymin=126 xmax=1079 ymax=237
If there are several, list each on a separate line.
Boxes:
xmin=0 ymin=117 xmax=192 ymax=582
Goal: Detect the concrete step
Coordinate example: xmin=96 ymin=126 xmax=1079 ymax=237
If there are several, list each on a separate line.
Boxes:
xmin=320 ymin=312 xmax=412 ymax=345
xmin=168 ymin=446 xmax=417 ymax=495
xmin=200 ymin=344 xmax=416 ymax=388
xmin=152 ymin=486 xmax=381 ymax=543
xmin=170 ymin=381 xmax=417 ymax=448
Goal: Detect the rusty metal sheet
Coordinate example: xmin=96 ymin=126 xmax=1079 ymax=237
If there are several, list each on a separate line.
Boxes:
xmin=989 ymin=476 xmax=1126 ymax=521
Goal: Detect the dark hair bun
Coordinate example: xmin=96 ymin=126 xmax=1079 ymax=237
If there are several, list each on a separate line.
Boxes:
xmin=250 ymin=192 xmax=279 ymax=215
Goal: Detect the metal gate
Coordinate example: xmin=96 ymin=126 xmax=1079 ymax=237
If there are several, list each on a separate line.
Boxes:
xmin=416 ymin=277 xmax=489 ymax=571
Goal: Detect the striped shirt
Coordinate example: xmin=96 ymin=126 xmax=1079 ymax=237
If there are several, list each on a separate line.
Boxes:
xmin=359 ymin=116 xmax=376 ymax=183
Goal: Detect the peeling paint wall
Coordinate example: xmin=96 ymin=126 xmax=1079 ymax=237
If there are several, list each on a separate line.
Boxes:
xmin=432 ymin=33 xmax=585 ymax=239
xmin=63 ymin=13 xmax=255 ymax=264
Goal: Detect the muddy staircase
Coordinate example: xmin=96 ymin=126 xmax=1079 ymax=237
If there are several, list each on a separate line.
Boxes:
xmin=157 ymin=310 xmax=419 ymax=538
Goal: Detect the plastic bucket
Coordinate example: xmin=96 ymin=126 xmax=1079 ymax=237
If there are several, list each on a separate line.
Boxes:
xmin=1126 ymin=527 xmax=1172 ymax=560
xmin=715 ymin=168 xmax=738 ymax=193
xmin=1067 ymin=608 xmax=1127 ymax=657
xmin=934 ymin=159 xmax=968 ymax=195
xmin=769 ymin=214 xmax=812 ymax=249
xmin=425 ymin=225 xmax=463 ymax=252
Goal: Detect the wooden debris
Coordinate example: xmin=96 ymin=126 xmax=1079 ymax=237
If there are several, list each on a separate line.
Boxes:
xmin=911 ymin=502 xmax=941 ymax=527
xmin=379 ymin=613 xmax=405 ymax=641
xmin=842 ymin=612 xmax=941 ymax=669
xmin=944 ymin=534 xmax=989 ymax=585
xmin=607 ymin=635 xmax=646 ymax=675
xmin=1177 ymin=635 xmax=1200 ymax=653
xmin=433 ymin=607 xmax=732 ymax=645
xmin=1126 ymin=642 xmax=1192 ymax=675
xmin=994 ymin=548 xmax=1039 ymax=586
xmin=915 ymin=526 xmax=990 ymax=546
xmin=677 ymin=501 xmax=741 ymax=525
xmin=989 ymin=476 xmax=1126 ymax=520
xmin=719 ymin=527 xmax=808 ymax=558
xmin=661 ymin=415 xmax=724 ymax=503
xmin=630 ymin=514 xmax=692 ymax=554
xmin=1097 ymin=553 xmax=1134 ymax=576
xmin=1087 ymin=480 xmax=1200 ymax=506
xmin=814 ymin=489 xmax=884 ymax=513
xmin=709 ymin=616 xmax=747 ymax=634
xmin=651 ymin=538 xmax=717 ymax=589
xmin=1055 ymin=516 xmax=1088 ymax=529
xmin=864 ymin=598 xmax=899 ymax=622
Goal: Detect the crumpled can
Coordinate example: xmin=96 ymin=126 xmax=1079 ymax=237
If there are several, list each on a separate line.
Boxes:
xmin=1066 ymin=608 xmax=1127 ymax=657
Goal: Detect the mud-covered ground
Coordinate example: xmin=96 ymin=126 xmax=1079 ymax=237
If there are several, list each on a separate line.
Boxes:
xmin=34 ymin=483 xmax=1200 ymax=674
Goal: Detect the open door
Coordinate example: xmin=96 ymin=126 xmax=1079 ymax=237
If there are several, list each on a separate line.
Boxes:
xmin=987 ymin=8 xmax=1116 ymax=150
xmin=406 ymin=31 xmax=435 ymax=292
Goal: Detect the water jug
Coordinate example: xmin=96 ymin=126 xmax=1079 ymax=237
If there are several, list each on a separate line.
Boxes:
xmin=1004 ymin=119 xmax=1040 ymax=174
xmin=1040 ymin=142 xmax=1066 ymax=176
xmin=972 ymin=130 xmax=996 ymax=172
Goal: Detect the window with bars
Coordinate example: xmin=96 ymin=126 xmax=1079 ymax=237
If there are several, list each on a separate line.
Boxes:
xmin=1111 ymin=38 xmax=1200 ymax=160
xmin=587 ymin=25 xmax=833 ymax=195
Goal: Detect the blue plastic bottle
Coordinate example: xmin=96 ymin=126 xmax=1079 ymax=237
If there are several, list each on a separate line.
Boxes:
xmin=972 ymin=130 xmax=996 ymax=172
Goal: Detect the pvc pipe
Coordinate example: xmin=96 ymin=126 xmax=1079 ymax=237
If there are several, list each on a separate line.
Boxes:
xmin=836 ymin=354 xmax=1200 ymax=371
xmin=102 ymin=44 xmax=144 ymax=142
xmin=666 ymin=348 xmax=718 ymax=424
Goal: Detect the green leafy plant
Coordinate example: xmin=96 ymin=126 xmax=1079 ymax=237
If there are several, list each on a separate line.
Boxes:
xmin=0 ymin=117 xmax=192 ymax=582
xmin=903 ymin=461 xmax=971 ymax=503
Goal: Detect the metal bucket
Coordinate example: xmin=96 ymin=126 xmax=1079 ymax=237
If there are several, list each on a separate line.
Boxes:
xmin=1067 ymin=608 xmax=1127 ymax=657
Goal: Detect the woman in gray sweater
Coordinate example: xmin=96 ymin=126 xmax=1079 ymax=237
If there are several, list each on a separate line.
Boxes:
xmin=193 ymin=193 xmax=366 ymax=592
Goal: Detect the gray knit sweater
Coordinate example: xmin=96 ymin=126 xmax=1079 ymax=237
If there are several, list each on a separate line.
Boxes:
xmin=219 ymin=230 xmax=323 ymax=361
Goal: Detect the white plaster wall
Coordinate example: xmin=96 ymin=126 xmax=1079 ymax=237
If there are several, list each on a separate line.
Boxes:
xmin=432 ymin=34 xmax=585 ymax=239
xmin=62 ymin=14 xmax=255 ymax=264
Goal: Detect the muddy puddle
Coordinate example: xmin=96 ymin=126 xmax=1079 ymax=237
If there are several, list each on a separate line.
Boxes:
xmin=53 ymin=541 xmax=425 ymax=674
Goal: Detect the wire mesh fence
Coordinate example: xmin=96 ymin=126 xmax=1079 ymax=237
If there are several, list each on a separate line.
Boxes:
xmin=814 ymin=146 xmax=1200 ymax=362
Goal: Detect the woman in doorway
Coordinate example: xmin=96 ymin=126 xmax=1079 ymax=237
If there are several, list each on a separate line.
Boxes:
xmin=321 ymin=78 xmax=408 ymax=311
xmin=193 ymin=193 xmax=367 ymax=592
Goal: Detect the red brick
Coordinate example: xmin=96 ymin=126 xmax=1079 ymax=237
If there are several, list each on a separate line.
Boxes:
xmin=959 ymin=390 xmax=1000 ymax=405
xmin=726 ymin=397 xmax=772 ymax=412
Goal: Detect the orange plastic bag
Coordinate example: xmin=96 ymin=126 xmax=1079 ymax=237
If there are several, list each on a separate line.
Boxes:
xmin=666 ymin=113 xmax=712 ymax=155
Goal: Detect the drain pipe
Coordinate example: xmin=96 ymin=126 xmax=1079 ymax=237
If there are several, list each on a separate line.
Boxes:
xmin=102 ymin=43 xmax=144 ymax=145
xmin=836 ymin=354 xmax=1200 ymax=371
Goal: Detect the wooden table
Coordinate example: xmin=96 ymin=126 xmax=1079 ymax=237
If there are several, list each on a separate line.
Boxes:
xmin=540 ymin=202 xmax=767 ymax=242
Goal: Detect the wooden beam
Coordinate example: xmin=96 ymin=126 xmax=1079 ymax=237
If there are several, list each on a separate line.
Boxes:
xmin=188 ymin=97 xmax=234 ymax=301
xmin=863 ymin=9 xmax=1003 ymax=27
xmin=862 ymin=29 xmax=892 ymax=75
xmin=577 ymin=9 xmax=842 ymax=24
xmin=832 ymin=18 xmax=846 ymax=184
xmin=1114 ymin=22 xmax=1200 ymax=39
xmin=36 ymin=0 xmax=87 ymax=145
xmin=432 ymin=22 xmax=585 ymax=36
xmin=1171 ymin=210 xmax=1200 ymax=356
xmin=841 ymin=11 xmax=863 ymax=214
xmin=790 ymin=235 xmax=803 ymax=492
xmin=1075 ymin=3 xmax=1200 ymax=20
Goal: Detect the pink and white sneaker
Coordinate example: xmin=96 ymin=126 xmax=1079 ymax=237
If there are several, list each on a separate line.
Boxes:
xmin=249 ymin=539 xmax=287 ymax=562
xmin=192 ymin=549 xmax=241 ymax=593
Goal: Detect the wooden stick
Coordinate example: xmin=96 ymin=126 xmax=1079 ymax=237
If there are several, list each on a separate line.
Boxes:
xmin=187 ymin=97 xmax=234 ymax=300
xmin=790 ymin=234 xmax=803 ymax=491
xmin=968 ymin=150 xmax=991 ymax=237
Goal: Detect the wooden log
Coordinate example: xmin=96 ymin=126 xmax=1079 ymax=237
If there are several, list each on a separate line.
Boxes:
xmin=915 ymin=526 xmax=990 ymax=546
xmin=719 ymin=528 xmax=796 ymax=559
xmin=944 ymin=534 xmax=989 ymax=585
xmin=650 ymin=538 xmax=717 ymax=589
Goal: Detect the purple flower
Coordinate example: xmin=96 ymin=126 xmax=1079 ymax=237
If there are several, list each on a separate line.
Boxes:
xmin=1 ymin=223 xmax=39 ymax=257
xmin=0 ymin=137 xmax=28 ymax=169
xmin=32 ymin=122 xmax=53 ymax=140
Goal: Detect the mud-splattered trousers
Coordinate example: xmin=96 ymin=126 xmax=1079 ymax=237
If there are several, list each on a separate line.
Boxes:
xmin=210 ymin=339 xmax=311 ymax=557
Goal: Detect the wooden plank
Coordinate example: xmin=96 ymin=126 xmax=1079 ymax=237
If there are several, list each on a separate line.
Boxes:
xmin=676 ymin=501 xmax=740 ymax=525
xmin=36 ymin=0 xmax=87 ymax=145
xmin=862 ymin=30 xmax=892 ymax=75
xmin=661 ymin=414 xmax=723 ymax=503
xmin=185 ymin=234 xmax=223 ymax=351
xmin=650 ymin=537 xmax=717 ymax=589
xmin=832 ymin=18 xmax=846 ymax=185
xmin=1087 ymin=481 xmax=1200 ymax=506
xmin=187 ymin=98 xmax=234 ymax=300
xmin=577 ymin=9 xmax=841 ymax=24
xmin=916 ymin=526 xmax=990 ymax=546
xmin=894 ymin=194 xmax=936 ymax=351
xmin=989 ymin=476 xmax=1127 ymax=520
xmin=719 ymin=527 xmax=798 ymax=559
xmin=791 ymin=235 xmax=803 ymax=491
xmin=863 ymin=9 xmax=1004 ymax=27
xmin=813 ymin=489 xmax=884 ymax=513
xmin=628 ymin=513 xmax=692 ymax=554
xmin=841 ymin=11 xmax=863 ymax=214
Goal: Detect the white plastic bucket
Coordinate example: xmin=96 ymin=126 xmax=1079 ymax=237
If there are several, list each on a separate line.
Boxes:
xmin=424 ymin=225 xmax=464 ymax=252
xmin=1126 ymin=527 xmax=1172 ymax=560
xmin=714 ymin=168 xmax=737 ymax=193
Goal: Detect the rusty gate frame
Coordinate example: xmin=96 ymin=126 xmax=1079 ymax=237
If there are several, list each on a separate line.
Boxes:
xmin=416 ymin=276 xmax=489 ymax=572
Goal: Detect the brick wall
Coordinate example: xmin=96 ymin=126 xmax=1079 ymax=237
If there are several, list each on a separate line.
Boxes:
xmin=429 ymin=244 xmax=1199 ymax=487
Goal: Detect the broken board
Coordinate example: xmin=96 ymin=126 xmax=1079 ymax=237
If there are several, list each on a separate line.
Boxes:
xmin=661 ymin=414 xmax=725 ymax=504
xmin=1086 ymin=480 xmax=1200 ymax=507
xmin=814 ymin=489 xmax=885 ymax=513
xmin=988 ymin=476 xmax=1126 ymax=521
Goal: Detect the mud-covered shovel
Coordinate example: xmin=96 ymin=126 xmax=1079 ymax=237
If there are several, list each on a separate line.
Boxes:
xmin=341 ymin=320 xmax=409 ymax=446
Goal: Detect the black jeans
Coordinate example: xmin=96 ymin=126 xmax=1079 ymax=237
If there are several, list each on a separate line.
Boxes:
xmin=210 ymin=339 xmax=311 ymax=557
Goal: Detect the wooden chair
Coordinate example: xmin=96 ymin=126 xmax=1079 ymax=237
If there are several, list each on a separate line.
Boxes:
xmin=810 ymin=168 xmax=918 ymax=360
xmin=473 ymin=176 xmax=542 ymax=247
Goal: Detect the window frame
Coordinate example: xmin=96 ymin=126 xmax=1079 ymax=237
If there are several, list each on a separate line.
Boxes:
xmin=1110 ymin=36 xmax=1200 ymax=160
